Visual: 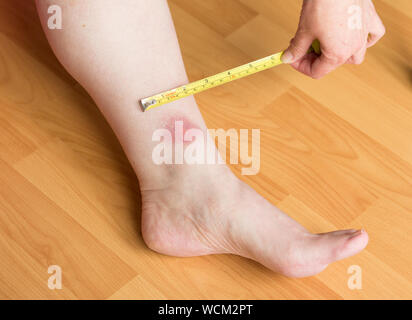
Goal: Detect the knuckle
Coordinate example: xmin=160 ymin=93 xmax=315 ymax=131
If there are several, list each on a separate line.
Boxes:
xmin=353 ymin=41 xmax=365 ymax=52
xmin=379 ymin=25 xmax=386 ymax=37
xmin=332 ymin=53 xmax=348 ymax=64
xmin=325 ymin=47 xmax=352 ymax=64
xmin=352 ymin=52 xmax=366 ymax=65
xmin=374 ymin=19 xmax=386 ymax=38
xmin=289 ymin=40 xmax=308 ymax=56
xmin=354 ymin=58 xmax=364 ymax=65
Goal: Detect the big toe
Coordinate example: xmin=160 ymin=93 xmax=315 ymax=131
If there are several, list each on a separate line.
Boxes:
xmin=318 ymin=229 xmax=369 ymax=263
xmin=281 ymin=229 xmax=369 ymax=278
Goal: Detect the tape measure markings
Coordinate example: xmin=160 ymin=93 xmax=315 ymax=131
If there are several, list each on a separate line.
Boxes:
xmin=140 ymin=51 xmax=284 ymax=111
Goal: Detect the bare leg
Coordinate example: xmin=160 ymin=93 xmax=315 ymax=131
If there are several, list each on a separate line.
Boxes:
xmin=36 ymin=0 xmax=368 ymax=277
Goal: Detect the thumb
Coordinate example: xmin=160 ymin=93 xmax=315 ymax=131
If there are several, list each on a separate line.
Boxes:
xmin=282 ymin=32 xmax=314 ymax=64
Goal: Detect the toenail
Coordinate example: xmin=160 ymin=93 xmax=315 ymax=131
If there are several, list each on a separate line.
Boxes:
xmin=350 ymin=230 xmax=363 ymax=238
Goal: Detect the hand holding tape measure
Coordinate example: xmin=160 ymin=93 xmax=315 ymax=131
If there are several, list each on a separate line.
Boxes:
xmin=140 ymin=40 xmax=321 ymax=112
xmin=140 ymin=0 xmax=386 ymax=112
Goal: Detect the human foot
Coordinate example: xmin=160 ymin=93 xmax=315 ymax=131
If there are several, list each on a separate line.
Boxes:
xmin=140 ymin=159 xmax=368 ymax=278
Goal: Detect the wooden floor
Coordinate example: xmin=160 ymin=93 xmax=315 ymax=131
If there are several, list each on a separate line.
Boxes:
xmin=0 ymin=0 xmax=411 ymax=299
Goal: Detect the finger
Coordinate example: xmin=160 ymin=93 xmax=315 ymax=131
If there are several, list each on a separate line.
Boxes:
xmin=347 ymin=45 xmax=367 ymax=64
xmin=290 ymin=52 xmax=319 ymax=76
xmin=311 ymin=54 xmax=342 ymax=79
xmin=282 ymin=32 xmax=315 ymax=64
xmin=294 ymin=52 xmax=348 ymax=79
xmin=367 ymin=16 xmax=386 ymax=48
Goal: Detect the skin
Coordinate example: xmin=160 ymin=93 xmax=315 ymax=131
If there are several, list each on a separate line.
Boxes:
xmin=36 ymin=0 xmax=369 ymax=278
xmin=282 ymin=0 xmax=386 ymax=78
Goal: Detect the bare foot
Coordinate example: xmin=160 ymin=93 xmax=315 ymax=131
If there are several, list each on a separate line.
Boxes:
xmin=141 ymin=130 xmax=368 ymax=278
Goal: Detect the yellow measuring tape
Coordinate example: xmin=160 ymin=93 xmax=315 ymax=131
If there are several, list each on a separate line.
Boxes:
xmin=140 ymin=41 xmax=321 ymax=112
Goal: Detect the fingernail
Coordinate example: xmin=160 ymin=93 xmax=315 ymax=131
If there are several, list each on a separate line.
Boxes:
xmin=281 ymin=51 xmax=294 ymax=64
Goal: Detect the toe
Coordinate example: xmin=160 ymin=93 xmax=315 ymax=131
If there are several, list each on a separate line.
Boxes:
xmin=314 ymin=229 xmax=369 ymax=264
xmin=278 ymin=229 xmax=369 ymax=278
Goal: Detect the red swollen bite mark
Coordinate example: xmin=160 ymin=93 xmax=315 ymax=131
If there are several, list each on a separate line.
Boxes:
xmin=161 ymin=116 xmax=201 ymax=144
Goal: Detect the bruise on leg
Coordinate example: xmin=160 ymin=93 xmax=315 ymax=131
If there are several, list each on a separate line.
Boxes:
xmin=159 ymin=113 xmax=204 ymax=145
xmin=149 ymin=112 xmax=207 ymax=165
